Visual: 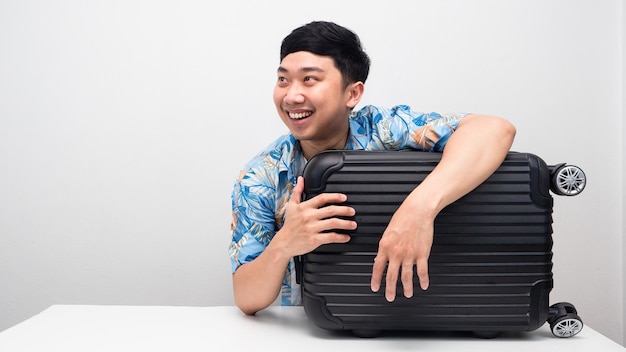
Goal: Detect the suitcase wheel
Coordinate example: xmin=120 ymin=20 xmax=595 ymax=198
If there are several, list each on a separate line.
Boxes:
xmin=548 ymin=302 xmax=583 ymax=338
xmin=550 ymin=164 xmax=586 ymax=196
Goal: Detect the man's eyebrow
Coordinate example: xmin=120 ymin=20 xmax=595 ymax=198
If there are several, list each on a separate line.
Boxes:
xmin=277 ymin=66 xmax=325 ymax=74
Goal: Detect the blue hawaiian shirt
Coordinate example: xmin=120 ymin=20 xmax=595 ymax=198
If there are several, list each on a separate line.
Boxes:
xmin=229 ymin=104 xmax=468 ymax=305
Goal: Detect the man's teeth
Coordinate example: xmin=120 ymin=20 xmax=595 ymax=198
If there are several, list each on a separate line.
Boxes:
xmin=289 ymin=112 xmax=312 ymax=120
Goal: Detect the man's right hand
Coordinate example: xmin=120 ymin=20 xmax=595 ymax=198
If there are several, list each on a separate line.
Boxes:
xmin=274 ymin=176 xmax=356 ymax=256
xmin=233 ymin=176 xmax=356 ymax=315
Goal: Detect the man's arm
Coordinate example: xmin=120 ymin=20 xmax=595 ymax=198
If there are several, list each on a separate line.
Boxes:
xmin=370 ymin=114 xmax=516 ymax=301
xmin=233 ymin=177 xmax=356 ymax=315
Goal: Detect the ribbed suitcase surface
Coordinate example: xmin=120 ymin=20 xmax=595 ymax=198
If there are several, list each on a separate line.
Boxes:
xmin=298 ymin=150 xmax=559 ymax=336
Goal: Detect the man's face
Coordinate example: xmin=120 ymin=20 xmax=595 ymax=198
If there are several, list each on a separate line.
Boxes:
xmin=273 ymin=51 xmax=358 ymax=157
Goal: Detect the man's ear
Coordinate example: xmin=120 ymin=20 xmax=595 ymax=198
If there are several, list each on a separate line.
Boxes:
xmin=346 ymin=81 xmax=365 ymax=109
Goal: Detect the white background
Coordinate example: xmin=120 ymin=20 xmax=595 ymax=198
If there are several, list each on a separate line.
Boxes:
xmin=0 ymin=0 xmax=624 ymax=346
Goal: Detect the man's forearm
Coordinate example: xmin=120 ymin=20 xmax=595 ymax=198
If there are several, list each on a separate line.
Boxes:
xmin=232 ymin=240 xmax=292 ymax=315
xmin=417 ymin=113 xmax=516 ymax=211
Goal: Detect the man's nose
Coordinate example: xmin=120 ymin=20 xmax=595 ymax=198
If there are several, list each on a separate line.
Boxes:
xmin=284 ymin=84 xmax=305 ymax=104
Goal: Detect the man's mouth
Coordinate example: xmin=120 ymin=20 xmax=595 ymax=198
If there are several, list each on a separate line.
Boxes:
xmin=288 ymin=111 xmax=313 ymax=120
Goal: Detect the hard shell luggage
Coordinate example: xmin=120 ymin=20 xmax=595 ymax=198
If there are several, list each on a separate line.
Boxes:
xmin=296 ymin=150 xmax=586 ymax=338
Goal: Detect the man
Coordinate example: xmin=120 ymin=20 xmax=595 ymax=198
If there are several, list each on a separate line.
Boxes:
xmin=229 ymin=21 xmax=516 ymax=315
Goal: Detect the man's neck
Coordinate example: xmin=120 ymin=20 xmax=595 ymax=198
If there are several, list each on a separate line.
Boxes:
xmin=300 ymin=134 xmax=349 ymax=160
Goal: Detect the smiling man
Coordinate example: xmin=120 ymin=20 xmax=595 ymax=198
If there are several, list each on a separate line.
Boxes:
xmin=229 ymin=21 xmax=516 ymax=315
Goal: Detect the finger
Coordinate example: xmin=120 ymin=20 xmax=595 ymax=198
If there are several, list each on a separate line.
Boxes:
xmin=317 ymin=204 xmax=356 ymax=220
xmin=318 ymin=217 xmax=357 ymax=232
xmin=317 ymin=232 xmax=351 ymax=244
xmin=370 ymin=255 xmax=387 ymax=293
xmin=307 ymin=192 xmax=348 ymax=209
xmin=417 ymin=257 xmax=430 ymax=290
xmin=385 ymin=261 xmax=400 ymax=302
xmin=401 ymin=262 xmax=414 ymax=298
xmin=290 ymin=176 xmax=305 ymax=204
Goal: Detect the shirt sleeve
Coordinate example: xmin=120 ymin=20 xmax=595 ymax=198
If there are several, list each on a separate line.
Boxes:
xmin=229 ymin=170 xmax=278 ymax=274
xmin=388 ymin=105 xmax=468 ymax=152
xmin=349 ymin=105 xmax=468 ymax=152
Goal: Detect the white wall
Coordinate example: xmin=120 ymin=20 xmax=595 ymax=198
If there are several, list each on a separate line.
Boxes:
xmin=0 ymin=0 xmax=623 ymax=345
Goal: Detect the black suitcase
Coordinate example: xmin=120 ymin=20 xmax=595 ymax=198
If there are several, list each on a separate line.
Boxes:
xmin=296 ymin=150 xmax=586 ymax=338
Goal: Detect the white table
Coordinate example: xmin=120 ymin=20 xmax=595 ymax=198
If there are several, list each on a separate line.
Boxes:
xmin=0 ymin=305 xmax=623 ymax=351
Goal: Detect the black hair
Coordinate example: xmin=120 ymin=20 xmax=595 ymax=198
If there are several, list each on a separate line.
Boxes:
xmin=280 ymin=21 xmax=370 ymax=85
